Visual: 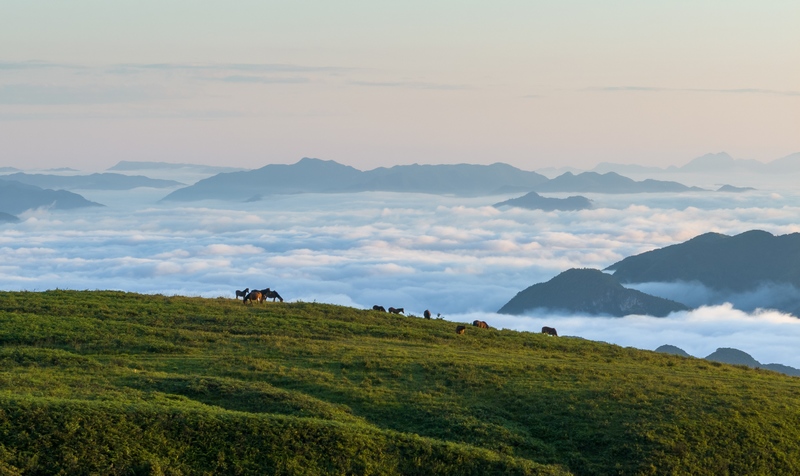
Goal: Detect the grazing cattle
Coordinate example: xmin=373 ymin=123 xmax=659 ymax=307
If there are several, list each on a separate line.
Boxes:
xmin=259 ymin=288 xmax=284 ymax=303
xmin=372 ymin=305 xmax=386 ymax=312
xmin=423 ymin=310 xmax=431 ymax=319
xmin=541 ymin=326 xmax=558 ymax=337
xmin=235 ymin=288 xmax=249 ymax=300
xmin=388 ymin=307 xmax=404 ymax=314
xmin=243 ymin=291 xmax=262 ymax=305
xmin=472 ymin=320 xmax=489 ymax=329
xmin=455 ymin=325 xmax=466 ymax=335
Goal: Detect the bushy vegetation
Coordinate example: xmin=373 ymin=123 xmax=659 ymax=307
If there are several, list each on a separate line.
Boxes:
xmin=1 ymin=290 xmax=800 ymax=475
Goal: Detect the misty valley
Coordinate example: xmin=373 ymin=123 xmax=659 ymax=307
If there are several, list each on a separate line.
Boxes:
xmin=2 ymin=154 xmax=800 ymax=369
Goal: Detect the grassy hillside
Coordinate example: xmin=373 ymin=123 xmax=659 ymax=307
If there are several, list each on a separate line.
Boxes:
xmin=1 ymin=291 xmax=799 ymax=475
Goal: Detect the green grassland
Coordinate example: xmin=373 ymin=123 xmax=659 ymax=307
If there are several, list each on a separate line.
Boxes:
xmin=1 ymin=291 xmax=799 ymax=475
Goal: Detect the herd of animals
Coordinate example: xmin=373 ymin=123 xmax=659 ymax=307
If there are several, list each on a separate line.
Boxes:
xmin=235 ymin=287 xmax=284 ymax=304
xmin=234 ymin=288 xmax=558 ymax=337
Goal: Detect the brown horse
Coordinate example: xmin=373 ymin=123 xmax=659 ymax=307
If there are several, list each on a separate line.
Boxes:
xmin=541 ymin=326 xmax=558 ymax=336
xmin=455 ymin=325 xmax=466 ymax=335
xmin=243 ymin=291 xmax=262 ymax=305
xmin=472 ymin=320 xmax=489 ymax=329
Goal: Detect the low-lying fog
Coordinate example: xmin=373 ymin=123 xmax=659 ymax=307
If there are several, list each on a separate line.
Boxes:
xmin=3 ymin=184 xmax=800 ymax=367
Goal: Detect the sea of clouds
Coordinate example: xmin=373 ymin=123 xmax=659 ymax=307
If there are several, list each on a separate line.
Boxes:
xmin=3 ymin=183 xmax=800 ymax=367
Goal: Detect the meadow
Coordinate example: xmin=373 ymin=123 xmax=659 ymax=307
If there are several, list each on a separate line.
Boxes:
xmin=1 ymin=290 xmax=799 ymax=475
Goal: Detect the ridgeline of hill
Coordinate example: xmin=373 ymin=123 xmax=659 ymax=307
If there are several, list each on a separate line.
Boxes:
xmin=655 ymin=345 xmax=800 ymax=377
xmin=493 ymin=192 xmax=592 ymax=211
xmin=606 ymin=230 xmax=800 ymax=315
xmin=2 ymin=172 xmax=183 ymax=190
xmin=498 ymin=268 xmax=690 ymax=317
xmin=0 ymin=179 xmax=103 ymax=215
xmin=160 ymin=158 xmax=704 ymax=202
xmin=2 ymin=291 xmax=800 ymax=474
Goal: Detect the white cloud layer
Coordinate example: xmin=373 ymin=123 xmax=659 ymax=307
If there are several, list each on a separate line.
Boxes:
xmin=2 ymin=186 xmax=800 ymax=367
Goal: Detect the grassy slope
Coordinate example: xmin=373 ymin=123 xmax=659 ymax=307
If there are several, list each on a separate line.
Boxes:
xmin=0 ymin=292 xmax=799 ymax=475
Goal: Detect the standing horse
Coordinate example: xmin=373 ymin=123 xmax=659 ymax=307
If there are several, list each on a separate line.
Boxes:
xmin=388 ymin=307 xmax=404 ymax=314
xmin=243 ymin=291 xmax=263 ymax=305
xmin=541 ymin=326 xmax=558 ymax=336
xmin=235 ymin=288 xmax=250 ymax=300
xmin=259 ymin=288 xmax=284 ymax=302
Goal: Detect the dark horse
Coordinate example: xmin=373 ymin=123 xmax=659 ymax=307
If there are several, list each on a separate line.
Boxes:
xmin=472 ymin=320 xmax=489 ymax=329
xmin=455 ymin=325 xmax=466 ymax=335
xmin=388 ymin=307 xmax=404 ymax=314
xmin=259 ymin=288 xmax=284 ymax=302
xmin=235 ymin=288 xmax=249 ymax=300
xmin=373 ymin=305 xmax=386 ymax=312
xmin=541 ymin=326 xmax=558 ymax=337
xmin=423 ymin=310 xmax=431 ymax=319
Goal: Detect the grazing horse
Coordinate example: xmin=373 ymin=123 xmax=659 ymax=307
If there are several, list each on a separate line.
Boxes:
xmin=243 ymin=291 xmax=262 ymax=305
xmin=388 ymin=307 xmax=404 ymax=314
xmin=235 ymin=288 xmax=249 ymax=300
xmin=455 ymin=325 xmax=466 ymax=335
xmin=423 ymin=310 xmax=431 ymax=319
xmin=372 ymin=305 xmax=386 ymax=312
xmin=259 ymin=288 xmax=284 ymax=303
xmin=472 ymin=320 xmax=489 ymax=329
xmin=541 ymin=326 xmax=558 ymax=337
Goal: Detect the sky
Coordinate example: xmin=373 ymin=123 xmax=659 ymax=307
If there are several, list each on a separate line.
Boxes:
xmin=2 ymin=1 xmax=799 ymax=171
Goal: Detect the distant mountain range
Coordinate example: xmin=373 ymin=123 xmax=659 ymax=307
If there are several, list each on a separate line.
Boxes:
xmin=0 ymin=179 xmax=103 ymax=214
xmin=655 ymin=345 xmax=800 ymax=377
xmin=3 ymin=172 xmax=182 ymax=190
xmin=497 ymin=268 xmax=689 ymax=316
xmin=162 ymin=158 xmax=553 ymax=201
xmin=493 ymin=192 xmax=592 ymax=211
xmin=533 ymin=171 xmax=704 ymax=194
xmin=592 ymin=151 xmax=800 ymax=176
xmin=108 ymin=161 xmax=246 ymax=174
xmin=161 ymin=157 xmax=706 ymax=201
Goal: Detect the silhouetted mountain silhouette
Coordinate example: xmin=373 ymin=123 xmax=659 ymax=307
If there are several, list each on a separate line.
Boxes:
xmin=607 ymin=230 xmax=800 ymax=293
xmin=533 ymin=171 xmax=704 ymax=193
xmin=0 ymin=180 xmax=103 ymax=214
xmin=655 ymin=345 xmax=800 ymax=376
xmin=493 ymin=192 xmax=592 ymax=211
xmin=4 ymin=172 xmax=182 ymax=191
xmin=498 ymin=268 xmax=689 ymax=316
xmin=162 ymin=158 xmax=550 ymax=201
xmin=654 ymin=345 xmax=691 ymax=357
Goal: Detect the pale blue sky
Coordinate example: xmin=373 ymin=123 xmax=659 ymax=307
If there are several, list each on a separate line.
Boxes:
xmin=1 ymin=1 xmax=798 ymax=170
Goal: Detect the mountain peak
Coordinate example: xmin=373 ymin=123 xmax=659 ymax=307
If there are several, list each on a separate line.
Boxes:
xmin=498 ymin=268 xmax=689 ymax=316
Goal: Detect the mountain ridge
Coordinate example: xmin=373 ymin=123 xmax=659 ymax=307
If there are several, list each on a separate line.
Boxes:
xmin=498 ymin=268 xmax=690 ymax=316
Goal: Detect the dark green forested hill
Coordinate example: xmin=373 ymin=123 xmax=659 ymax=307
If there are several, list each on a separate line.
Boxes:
xmin=1 ymin=291 xmax=800 ymax=475
xmin=607 ymin=230 xmax=800 ymax=292
xmin=498 ymin=268 xmax=689 ymax=317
